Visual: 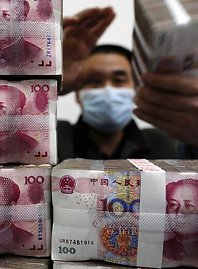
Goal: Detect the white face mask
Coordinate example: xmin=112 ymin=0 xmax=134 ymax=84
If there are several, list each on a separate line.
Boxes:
xmin=79 ymin=86 xmax=135 ymax=133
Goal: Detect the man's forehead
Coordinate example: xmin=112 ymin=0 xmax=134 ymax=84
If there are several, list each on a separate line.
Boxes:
xmin=87 ymin=52 xmax=130 ymax=63
xmin=0 ymin=0 xmax=10 ymax=3
xmin=84 ymin=53 xmax=131 ymax=72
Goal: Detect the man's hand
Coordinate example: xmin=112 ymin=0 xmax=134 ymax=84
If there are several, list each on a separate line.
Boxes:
xmin=60 ymin=7 xmax=115 ymax=95
xmin=134 ymin=73 xmax=198 ymax=146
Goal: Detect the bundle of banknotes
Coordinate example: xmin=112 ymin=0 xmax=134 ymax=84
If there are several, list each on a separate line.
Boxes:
xmin=0 ymin=255 xmax=51 ymax=269
xmin=133 ymin=0 xmax=198 ymax=85
xmin=52 ymin=159 xmax=198 ymax=268
xmin=0 ymin=79 xmax=57 ymax=164
xmin=53 ymin=261 xmax=145 ymax=268
xmin=0 ymin=0 xmax=62 ymax=76
xmin=0 ymin=0 xmax=61 ymax=261
xmin=0 ymin=0 xmax=62 ymax=163
xmin=0 ymin=165 xmax=51 ymax=257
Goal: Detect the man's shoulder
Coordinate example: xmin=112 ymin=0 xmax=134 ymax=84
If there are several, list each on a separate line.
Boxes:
xmin=57 ymin=120 xmax=76 ymax=161
xmin=57 ymin=120 xmax=73 ymax=132
xmin=24 ymin=40 xmax=43 ymax=58
xmin=141 ymin=128 xmax=178 ymax=159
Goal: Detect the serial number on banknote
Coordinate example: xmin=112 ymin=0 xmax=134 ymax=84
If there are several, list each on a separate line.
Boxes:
xmin=59 ymin=239 xmax=94 ymax=246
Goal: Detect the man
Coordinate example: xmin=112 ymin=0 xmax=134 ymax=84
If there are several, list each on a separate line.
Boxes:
xmin=0 ymin=176 xmax=33 ymax=249
xmin=0 ymin=85 xmax=39 ymax=156
xmin=58 ymin=7 xmax=177 ymax=161
xmin=0 ymin=0 xmax=42 ymax=66
xmin=163 ymin=179 xmax=198 ymax=261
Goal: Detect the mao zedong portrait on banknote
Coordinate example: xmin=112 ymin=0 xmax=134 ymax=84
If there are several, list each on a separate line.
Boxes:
xmin=0 ymin=176 xmax=33 ymax=248
xmin=0 ymin=85 xmax=40 ymax=156
xmin=163 ymin=179 xmax=198 ymax=261
xmin=0 ymin=0 xmax=42 ymax=65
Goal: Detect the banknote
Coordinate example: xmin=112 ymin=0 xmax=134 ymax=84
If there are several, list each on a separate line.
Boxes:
xmin=134 ymin=0 xmax=198 ymax=75
xmin=0 ymin=0 xmax=62 ymax=75
xmin=0 ymin=0 xmax=62 ymax=23
xmin=0 ymin=79 xmax=57 ymax=164
xmin=53 ymin=261 xmax=145 ymax=268
xmin=0 ymin=255 xmax=51 ymax=269
xmin=0 ymin=165 xmax=51 ymax=256
xmin=52 ymin=159 xmax=198 ymax=268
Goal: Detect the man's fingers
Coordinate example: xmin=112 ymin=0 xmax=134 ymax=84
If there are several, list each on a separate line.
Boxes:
xmin=134 ymin=109 xmax=183 ymax=140
xmin=76 ymin=7 xmax=108 ymax=25
xmin=136 ymin=86 xmax=197 ymax=110
xmin=142 ymin=73 xmax=198 ymax=95
xmin=90 ymin=7 xmax=116 ymax=38
xmin=135 ymin=98 xmax=182 ymax=123
xmin=63 ymin=17 xmax=78 ymax=29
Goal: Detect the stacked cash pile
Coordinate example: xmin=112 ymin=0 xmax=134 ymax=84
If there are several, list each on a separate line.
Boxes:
xmin=53 ymin=261 xmax=144 ymax=268
xmin=0 ymin=165 xmax=51 ymax=256
xmin=0 ymin=0 xmax=63 ymax=164
xmin=132 ymin=0 xmax=198 ymax=85
xmin=0 ymin=0 xmax=62 ymax=77
xmin=51 ymin=159 xmax=198 ymax=268
xmin=0 ymin=255 xmax=51 ymax=269
xmin=0 ymin=0 xmax=62 ymax=260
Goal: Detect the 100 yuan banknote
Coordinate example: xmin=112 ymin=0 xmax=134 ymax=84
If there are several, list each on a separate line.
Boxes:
xmin=134 ymin=0 xmax=198 ymax=75
xmin=0 ymin=0 xmax=62 ymax=75
xmin=0 ymin=255 xmax=51 ymax=269
xmin=54 ymin=261 xmax=146 ymax=268
xmin=51 ymin=160 xmax=143 ymax=266
xmin=0 ymin=0 xmax=62 ymax=24
xmin=52 ymin=159 xmax=198 ymax=268
xmin=0 ymin=165 xmax=51 ymax=257
xmin=0 ymin=80 xmax=57 ymax=164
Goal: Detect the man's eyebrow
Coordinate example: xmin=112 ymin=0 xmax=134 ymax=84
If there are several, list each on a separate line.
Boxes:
xmin=113 ymin=70 xmax=129 ymax=76
xmin=84 ymin=69 xmax=104 ymax=76
xmin=168 ymin=199 xmax=178 ymax=202
xmin=184 ymin=200 xmax=193 ymax=203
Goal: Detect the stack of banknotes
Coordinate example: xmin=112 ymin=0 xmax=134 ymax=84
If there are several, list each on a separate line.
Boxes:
xmin=0 ymin=0 xmax=61 ymax=262
xmin=133 ymin=0 xmax=198 ymax=85
xmin=52 ymin=159 xmax=198 ymax=268
xmin=53 ymin=261 xmax=145 ymax=268
xmin=0 ymin=255 xmax=51 ymax=269
xmin=0 ymin=0 xmax=62 ymax=164
xmin=0 ymin=0 xmax=62 ymax=76
xmin=0 ymin=165 xmax=51 ymax=257
xmin=0 ymin=79 xmax=57 ymax=164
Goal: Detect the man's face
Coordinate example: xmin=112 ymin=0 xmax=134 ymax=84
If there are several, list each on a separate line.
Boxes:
xmin=0 ymin=0 xmax=29 ymax=48
xmin=0 ymin=90 xmax=19 ymax=115
xmin=167 ymin=184 xmax=198 ymax=214
xmin=0 ymin=0 xmax=11 ymax=47
xmin=0 ymin=0 xmax=11 ymax=21
xmin=80 ymin=53 xmax=134 ymax=90
xmin=0 ymin=179 xmax=11 ymax=230
xmin=167 ymin=183 xmax=198 ymax=234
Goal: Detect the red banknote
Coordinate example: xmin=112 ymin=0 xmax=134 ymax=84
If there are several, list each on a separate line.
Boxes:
xmin=0 ymin=79 xmax=57 ymax=164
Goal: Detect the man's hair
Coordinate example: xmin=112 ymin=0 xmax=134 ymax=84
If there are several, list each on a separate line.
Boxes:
xmin=7 ymin=0 xmax=30 ymax=18
xmin=0 ymin=85 xmax=26 ymax=110
xmin=90 ymin=44 xmax=132 ymax=65
xmin=23 ymin=0 xmax=30 ymax=17
xmin=0 ymin=177 xmax=20 ymax=205
xmin=166 ymin=179 xmax=198 ymax=202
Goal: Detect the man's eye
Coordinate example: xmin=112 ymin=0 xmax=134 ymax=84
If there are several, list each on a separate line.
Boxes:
xmin=114 ymin=77 xmax=128 ymax=85
xmin=2 ymin=11 xmax=10 ymax=20
xmin=84 ymin=79 xmax=103 ymax=88
xmin=169 ymin=202 xmax=178 ymax=209
xmin=186 ymin=204 xmax=194 ymax=210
